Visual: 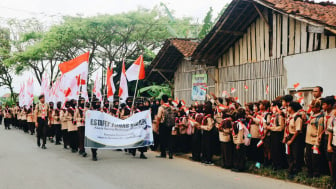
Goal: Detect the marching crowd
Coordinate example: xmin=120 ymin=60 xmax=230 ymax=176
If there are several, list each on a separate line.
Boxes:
xmin=2 ymin=85 xmax=336 ymax=186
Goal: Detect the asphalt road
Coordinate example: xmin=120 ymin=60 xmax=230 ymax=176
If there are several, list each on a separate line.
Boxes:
xmin=0 ymin=126 xmax=314 ymax=189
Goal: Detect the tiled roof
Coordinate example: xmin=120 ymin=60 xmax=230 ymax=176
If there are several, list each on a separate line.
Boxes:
xmin=261 ymin=0 xmax=336 ymax=27
xmin=170 ymin=39 xmax=199 ymax=57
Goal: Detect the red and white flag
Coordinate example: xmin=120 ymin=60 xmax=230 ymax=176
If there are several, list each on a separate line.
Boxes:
xmin=93 ymin=74 xmax=102 ymax=102
xmin=298 ymin=97 xmax=304 ymax=106
xmin=25 ymin=77 xmax=34 ymax=107
xmin=222 ymin=90 xmax=228 ymax=97
xmin=58 ymin=52 xmax=89 ymax=102
xmin=125 ymin=55 xmax=145 ymax=81
xmin=118 ymin=60 xmax=129 ymax=103
xmin=106 ymin=66 xmax=116 ymax=102
xmin=265 ymin=85 xmax=269 ymax=95
xmin=285 ymin=144 xmax=290 ymax=155
xmin=257 ymin=140 xmax=264 ymax=148
xmin=295 ymin=92 xmax=303 ymax=98
xmin=231 ymin=88 xmax=236 ymax=94
xmin=40 ymin=73 xmax=50 ymax=102
xmin=294 ymin=83 xmax=301 ymax=91
xmin=244 ymin=85 xmax=248 ymax=91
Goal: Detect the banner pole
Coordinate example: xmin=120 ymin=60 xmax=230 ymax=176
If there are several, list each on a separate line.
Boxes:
xmin=130 ymin=55 xmax=143 ymax=115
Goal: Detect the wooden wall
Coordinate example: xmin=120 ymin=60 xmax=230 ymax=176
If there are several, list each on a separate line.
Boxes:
xmin=174 ymin=60 xmax=216 ymax=106
xmin=217 ymin=9 xmax=336 ymax=104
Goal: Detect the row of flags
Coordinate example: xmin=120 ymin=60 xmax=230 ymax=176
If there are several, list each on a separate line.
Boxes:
xmin=18 ymin=52 xmax=145 ymax=107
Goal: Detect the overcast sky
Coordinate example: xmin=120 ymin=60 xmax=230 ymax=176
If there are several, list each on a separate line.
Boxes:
xmin=0 ymin=0 xmax=334 ymax=96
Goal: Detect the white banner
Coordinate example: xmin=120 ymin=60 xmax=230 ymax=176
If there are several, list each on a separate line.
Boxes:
xmin=85 ymin=110 xmax=153 ymax=149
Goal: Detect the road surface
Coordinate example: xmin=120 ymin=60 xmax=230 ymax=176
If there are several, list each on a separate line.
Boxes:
xmin=0 ymin=127 xmax=313 ymax=189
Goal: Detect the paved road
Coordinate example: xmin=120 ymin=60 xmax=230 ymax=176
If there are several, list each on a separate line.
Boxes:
xmin=0 ymin=127 xmax=313 ymax=189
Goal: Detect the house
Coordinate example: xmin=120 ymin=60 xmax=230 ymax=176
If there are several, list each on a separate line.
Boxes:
xmin=147 ymin=38 xmax=217 ymax=105
xmin=191 ymin=0 xmax=336 ymax=105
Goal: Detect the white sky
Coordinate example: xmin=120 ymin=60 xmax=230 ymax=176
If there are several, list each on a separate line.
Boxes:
xmin=0 ymin=0 xmax=334 ymax=96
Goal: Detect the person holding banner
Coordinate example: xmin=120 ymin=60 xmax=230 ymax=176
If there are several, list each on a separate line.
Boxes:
xmin=34 ymin=95 xmax=50 ymax=149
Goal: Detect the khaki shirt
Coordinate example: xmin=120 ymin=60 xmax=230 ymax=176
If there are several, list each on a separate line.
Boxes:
xmin=268 ymin=114 xmax=285 ymax=132
xmin=21 ymin=110 xmax=27 ymax=120
xmin=27 ymin=112 xmax=34 ymax=122
xmin=60 ymin=110 xmax=69 ymax=130
xmin=287 ymin=113 xmax=303 ymax=134
xmin=34 ymin=103 xmax=50 ymax=118
xmin=219 ymin=128 xmax=231 ymax=142
xmin=232 ymin=122 xmax=245 ymax=145
xmin=66 ymin=109 xmax=77 ymax=132
xmin=52 ymin=110 xmax=61 ymax=125
xmin=74 ymin=107 xmax=86 ymax=127
xmin=201 ymin=117 xmax=214 ymax=131
xmin=305 ymin=113 xmax=324 ymax=145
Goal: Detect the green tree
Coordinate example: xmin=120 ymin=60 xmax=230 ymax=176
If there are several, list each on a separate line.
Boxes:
xmin=198 ymin=7 xmax=213 ymax=39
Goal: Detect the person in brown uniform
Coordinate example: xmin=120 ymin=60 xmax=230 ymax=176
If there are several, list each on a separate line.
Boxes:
xmin=232 ymin=108 xmax=247 ymax=172
xmin=200 ymin=101 xmax=215 ymax=165
xmin=3 ymin=105 xmax=11 ymax=130
xmin=217 ymin=111 xmax=233 ymax=169
xmin=323 ymin=96 xmax=336 ymax=177
xmin=327 ymin=100 xmax=336 ymax=188
xmin=283 ymin=101 xmax=303 ymax=179
xmin=305 ymin=99 xmax=324 ymax=178
xmin=34 ymin=95 xmax=50 ymax=149
xmin=266 ymin=100 xmax=287 ymax=170
xmin=21 ymin=107 xmax=28 ymax=133
xmin=67 ymin=100 xmax=78 ymax=153
xmin=27 ymin=106 xmax=35 ymax=135
xmin=60 ymin=102 xmax=70 ymax=149
xmin=53 ymin=102 xmax=62 ymax=145
xmin=75 ymin=98 xmax=87 ymax=157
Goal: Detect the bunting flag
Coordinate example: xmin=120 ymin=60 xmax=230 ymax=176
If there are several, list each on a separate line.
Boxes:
xmin=231 ymin=88 xmax=236 ymax=94
xmin=58 ymin=52 xmax=89 ymax=102
xmin=125 ymin=55 xmax=145 ymax=81
xmin=244 ymin=85 xmax=248 ymax=91
xmin=181 ymin=100 xmax=186 ymax=106
xmin=106 ymin=66 xmax=116 ymax=102
xmin=118 ymin=60 xmax=129 ymax=104
xmin=93 ymin=74 xmax=102 ymax=102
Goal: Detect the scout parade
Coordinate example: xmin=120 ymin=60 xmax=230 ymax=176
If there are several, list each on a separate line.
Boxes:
xmin=3 ymin=50 xmax=336 ymax=186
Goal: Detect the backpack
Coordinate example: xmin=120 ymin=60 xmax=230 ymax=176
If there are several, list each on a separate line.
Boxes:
xmin=162 ymin=105 xmax=175 ymax=127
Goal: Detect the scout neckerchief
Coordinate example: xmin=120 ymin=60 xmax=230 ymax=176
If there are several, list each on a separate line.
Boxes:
xmin=269 ymin=114 xmax=276 ymax=127
xmin=306 ymin=112 xmax=323 ymax=125
xmin=201 ymin=114 xmax=212 ymax=125
xmin=78 ymin=107 xmax=85 ymax=124
xmin=41 ymin=103 xmax=47 ymax=120
xmin=232 ymin=119 xmax=243 ymax=136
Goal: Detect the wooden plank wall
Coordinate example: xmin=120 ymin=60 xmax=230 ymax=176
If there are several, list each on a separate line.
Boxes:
xmin=216 ymin=10 xmax=336 ymax=105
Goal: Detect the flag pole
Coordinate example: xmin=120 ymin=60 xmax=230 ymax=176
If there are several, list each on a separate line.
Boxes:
xmin=130 ymin=55 xmax=142 ymax=115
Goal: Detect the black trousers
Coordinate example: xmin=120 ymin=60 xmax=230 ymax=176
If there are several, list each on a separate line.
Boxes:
xmin=68 ymin=130 xmax=79 ymax=151
xmin=22 ymin=120 xmax=28 ymax=133
xmin=159 ymin=123 xmax=172 ymax=157
xmin=179 ymin=134 xmax=189 ymax=153
xmin=48 ymin=124 xmax=55 ymax=138
xmin=78 ymin=126 xmax=85 ymax=153
xmin=192 ymin=129 xmax=202 ymax=161
xmin=61 ymin=129 xmax=69 ymax=148
xmin=201 ymin=130 xmax=213 ymax=162
xmin=37 ymin=118 xmax=48 ymax=145
xmin=91 ymin=148 xmax=97 ymax=157
xmin=150 ymin=132 xmax=159 ymax=151
xmin=220 ymin=141 xmax=233 ymax=168
xmin=4 ymin=118 xmax=10 ymax=129
xmin=249 ymin=138 xmax=264 ymax=163
xmin=54 ymin=124 xmax=62 ymax=143
xmin=331 ymin=147 xmax=336 ymax=184
xmin=287 ymin=134 xmax=302 ymax=175
xmin=233 ymin=144 xmax=246 ymax=171
xmin=28 ymin=122 xmax=35 ymax=134
xmin=305 ymin=143 xmax=321 ymax=177
xmin=270 ymin=131 xmax=287 ymax=169
xmin=0 ymin=115 xmax=3 ymax=125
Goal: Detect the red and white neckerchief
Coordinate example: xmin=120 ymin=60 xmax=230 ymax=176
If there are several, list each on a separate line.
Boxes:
xmin=285 ymin=113 xmax=296 ymax=136
xmin=306 ymin=112 xmax=323 ymax=125
xmin=269 ymin=114 xmax=277 ymax=127
xmin=162 ymin=103 xmax=170 ymax=108
xmin=201 ymin=114 xmax=212 ymax=125
xmin=41 ymin=104 xmax=46 ymax=120
xmin=246 ymin=118 xmax=252 ymax=130
xmin=232 ymin=119 xmax=243 ymax=136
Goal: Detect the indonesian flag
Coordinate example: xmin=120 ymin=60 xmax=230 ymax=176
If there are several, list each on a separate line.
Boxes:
xmin=93 ymin=73 xmax=102 ymax=102
xmin=244 ymin=85 xmax=248 ymax=91
xmin=266 ymin=85 xmax=269 ymax=95
xmin=118 ymin=60 xmax=128 ymax=103
xmin=298 ymin=97 xmax=304 ymax=106
xmin=285 ymin=144 xmax=290 ymax=155
xmin=19 ymin=83 xmax=25 ymax=107
xmin=294 ymin=83 xmax=301 ymax=91
xmin=257 ymin=140 xmax=264 ymax=148
xmin=58 ymin=52 xmax=89 ymax=102
xmin=222 ymin=90 xmax=228 ymax=97
xmin=295 ymin=92 xmax=303 ymax=98
xmin=41 ymin=73 xmax=50 ymax=102
xmin=312 ymin=145 xmax=320 ymax=154
xmin=25 ymin=77 xmax=34 ymax=107
xmin=106 ymin=66 xmax=116 ymax=102
xmin=231 ymin=88 xmax=236 ymax=94
xmin=181 ymin=100 xmax=186 ymax=106
xmin=125 ymin=55 xmax=145 ymax=81
xmin=235 ymin=97 xmax=239 ymax=103
xmin=172 ymin=100 xmax=179 ymax=107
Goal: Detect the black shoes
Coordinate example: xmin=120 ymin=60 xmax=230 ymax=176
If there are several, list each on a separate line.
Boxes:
xmin=82 ymin=152 xmax=87 ymax=157
xmin=37 ymin=141 xmax=41 ymax=147
xmin=92 ymin=156 xmax=97 ymax=161
xmin=41 ymin=145 xmax=47 ymax=149
xmin=140 ymin=153 xmax=147 ymax=159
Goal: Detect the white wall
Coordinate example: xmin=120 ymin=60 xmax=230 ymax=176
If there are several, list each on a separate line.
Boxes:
xmin=284 ymin=48 xmax=336 ymax=96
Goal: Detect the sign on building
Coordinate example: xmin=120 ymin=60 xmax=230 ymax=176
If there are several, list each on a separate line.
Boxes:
xmin=192 ymin=74 xmax=207 ymax=101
